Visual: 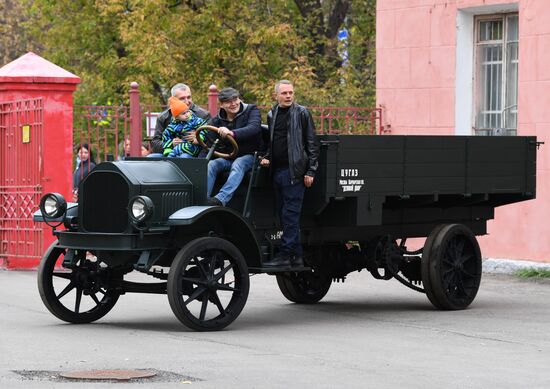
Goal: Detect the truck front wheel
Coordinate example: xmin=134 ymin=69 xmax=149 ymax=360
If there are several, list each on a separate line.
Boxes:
xmin=37 ymin=241 xmax=120 ymax=323
xmin=167 ymin=237 xmax=250 ymax=331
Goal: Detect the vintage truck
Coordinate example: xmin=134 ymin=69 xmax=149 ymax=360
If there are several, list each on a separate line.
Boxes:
xmin=34 ymin=128 xmax=539 ymax=331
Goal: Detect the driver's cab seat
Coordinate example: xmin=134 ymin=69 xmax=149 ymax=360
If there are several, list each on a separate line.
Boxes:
xmin=210 ymin=151 xmax=273 ymax=216
xmin=209 ymin=124 xmax=275 ymax=222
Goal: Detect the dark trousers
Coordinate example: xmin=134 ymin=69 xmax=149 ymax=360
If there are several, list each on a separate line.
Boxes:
xmin=273 ymin=168 xmax=306 ymax=256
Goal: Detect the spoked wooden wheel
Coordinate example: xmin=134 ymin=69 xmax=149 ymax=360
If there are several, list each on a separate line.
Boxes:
xmin=37 ymin=241 xmax=120 ymax=323
xmin=196 ymin=125 xmax=239 ymax=159
xmin=167 ymin=237 xmax=249 ymax=331
xmin=276 ymin=270 xmax=332 ymax=304
xmin=421 ymin=224 xmax=482 ymax=310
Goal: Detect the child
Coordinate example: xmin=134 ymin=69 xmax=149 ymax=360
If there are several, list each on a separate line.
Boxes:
xmin=141 ymin=141 xmax=152 ymax=157
xmin=162 ymin=97 xmax=207 ymax=158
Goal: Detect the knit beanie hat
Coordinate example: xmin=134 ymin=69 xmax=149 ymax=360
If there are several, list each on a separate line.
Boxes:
xmin=169 ymin=96 xmax=189 ymax=117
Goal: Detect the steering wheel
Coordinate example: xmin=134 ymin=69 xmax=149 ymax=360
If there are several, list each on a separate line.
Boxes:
xmin=196 ymin=125 xmax=239 ymax=159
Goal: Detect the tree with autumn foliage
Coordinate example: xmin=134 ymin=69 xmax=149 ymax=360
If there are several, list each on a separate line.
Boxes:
xmin=17 ymin=0 xmax=375 ymax=107
xmin=0 ymin=0 xmax=38 ymax=66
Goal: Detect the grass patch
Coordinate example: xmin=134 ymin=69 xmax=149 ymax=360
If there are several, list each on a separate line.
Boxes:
xmin=515 ymin=268 xmax=550 ymax=278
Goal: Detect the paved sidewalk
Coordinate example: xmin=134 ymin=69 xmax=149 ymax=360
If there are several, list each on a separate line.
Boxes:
xmin=483 ymin=258 xmax=550 ymax=274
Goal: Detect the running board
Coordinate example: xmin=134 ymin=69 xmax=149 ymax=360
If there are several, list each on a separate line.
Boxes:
xmin=249 ymin=266 xmax=311 ymax=274
xmin=121 ymin=280 xmax=167 ymax=294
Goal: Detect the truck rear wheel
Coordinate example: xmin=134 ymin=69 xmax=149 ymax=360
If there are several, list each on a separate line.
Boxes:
xmin=37 ymin=241 xmax=120 ymax=323
xmin=421 ymin=224 xmax=482 ymax=310
xmin=167 ymin=237 xmax=249 ymax=331
xmin=276 ymin=270 xmax=332 ymax=304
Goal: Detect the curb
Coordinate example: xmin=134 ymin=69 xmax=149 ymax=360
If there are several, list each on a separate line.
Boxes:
xmin=483 ymin=258 xmax=550 ymax=275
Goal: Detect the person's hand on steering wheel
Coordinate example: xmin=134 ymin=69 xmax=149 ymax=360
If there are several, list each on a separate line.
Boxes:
xmin=217 ymin=127 xmax=234 ymax=139
xmin=196 ymin=125 xmax=239 ymax=159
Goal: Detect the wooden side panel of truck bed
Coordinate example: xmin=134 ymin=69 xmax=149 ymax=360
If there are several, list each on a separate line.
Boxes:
xmin=319 ymin=135 xmax=536 ymax=199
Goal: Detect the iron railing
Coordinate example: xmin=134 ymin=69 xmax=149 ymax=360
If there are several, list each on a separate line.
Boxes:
xmin=73 ymin=84 xmax=382 ymax=161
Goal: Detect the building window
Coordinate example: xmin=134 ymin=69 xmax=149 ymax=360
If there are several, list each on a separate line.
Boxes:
xmin=474 ymin=14 xmax=518 ymax=135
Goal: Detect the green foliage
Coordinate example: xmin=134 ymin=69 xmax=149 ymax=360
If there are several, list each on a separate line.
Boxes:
xmin=515 ymin=268 xmax=550 ymax=279
xmin=22 ymin=0 xmax=376 ymax=107
xmin=23 ymin=0 xmax=130 ymax=104
xmin=0 ymin=0 xmax=38 ymax=65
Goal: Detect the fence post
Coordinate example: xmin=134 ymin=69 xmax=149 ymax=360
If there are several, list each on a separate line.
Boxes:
xmin=0 ymin=52 xmax=80 ymax=269
xmin=208 ymin=84 xmax=218 ymax=118
xmin=129 ymin=82 xmax=142 ymax=157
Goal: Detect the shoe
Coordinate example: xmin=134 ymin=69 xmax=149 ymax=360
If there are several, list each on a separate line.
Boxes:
xmin=291 ymin=255 xmax=304 ymax=267
xmin=207 ymin=197 xmax=223 ymax=206
xmin=263 ymin=251 xmax=291 ymax=267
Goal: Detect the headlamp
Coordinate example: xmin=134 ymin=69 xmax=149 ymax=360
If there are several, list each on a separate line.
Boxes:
xmin=128 ymin=196 xmax=154 ymax=223
xmin=39 ymin=193 xmax=67 ymax=219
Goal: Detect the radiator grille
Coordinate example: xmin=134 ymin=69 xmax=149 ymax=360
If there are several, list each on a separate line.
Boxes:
xmin=82 ymin=172 xmax=129 ymax=232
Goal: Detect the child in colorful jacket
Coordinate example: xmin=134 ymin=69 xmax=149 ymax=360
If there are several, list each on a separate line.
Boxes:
xmin=162 ymin=97 xmax=207 ymax=158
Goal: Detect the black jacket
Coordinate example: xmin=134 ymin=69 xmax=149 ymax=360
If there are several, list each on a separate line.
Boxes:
xmin=265 ymin=103 xmax=318 ymax=183
xmin=73 ymin=161 xmax=96 ymax=190
xmin=151 ymin=103 xmax=210 ymax=153
xmin=209 ymin=103 xmax=261 ymax=158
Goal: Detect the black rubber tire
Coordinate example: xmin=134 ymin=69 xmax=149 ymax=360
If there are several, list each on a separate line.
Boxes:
xmin=421 ymin=224 xmax=448 ymax=309
xmin=37 ymin=241 xmax=120 ymax=323
xmin=276 ymin=270 xmax=332 ymax=304
xmin=421 ymin=224 xmax=482 ymax=310
xmin=167 ymin=237 xmax=249 ymax=331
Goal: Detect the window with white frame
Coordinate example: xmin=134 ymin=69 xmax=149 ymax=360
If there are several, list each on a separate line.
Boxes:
xmin=474 ymin=14 xmax=518 ymax=135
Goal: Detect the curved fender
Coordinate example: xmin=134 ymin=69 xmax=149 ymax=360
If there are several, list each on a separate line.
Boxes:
xmin=167 ymin=206 xmax=223 ymax=225
xmin=33 ymin=202 xmax=78 ymax=223
xmin=167 ymin=206 xmax=262 ymax=267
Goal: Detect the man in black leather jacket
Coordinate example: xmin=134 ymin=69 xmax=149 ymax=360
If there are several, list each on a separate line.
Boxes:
xmin=260 ymin=80 xmax=319 ymax=267
xmin=149 ymin=83 xmax=210 ymax=156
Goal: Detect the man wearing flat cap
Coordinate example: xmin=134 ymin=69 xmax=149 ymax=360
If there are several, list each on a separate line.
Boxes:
xmin=207 ymin=87 xmax=261 ymax=206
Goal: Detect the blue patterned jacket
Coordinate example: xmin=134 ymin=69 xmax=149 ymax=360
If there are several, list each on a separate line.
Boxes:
xmin=162 ymin=113 xmax=207 ymax=157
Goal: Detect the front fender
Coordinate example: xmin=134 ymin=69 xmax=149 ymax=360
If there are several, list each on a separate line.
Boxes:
xmin=168 ymin=206 xmax=262 ymax=267
xmin=167 ymin=206 xmax=221 ymax=225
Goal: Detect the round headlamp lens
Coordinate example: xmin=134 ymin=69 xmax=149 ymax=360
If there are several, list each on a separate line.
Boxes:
xmin=131 ymin=198 xmax=146 ymax=220
xmin=44 ymin=196 xmax=59 ymax=217
xmin=129 ymin=196 xmax=154 ymax=223
xmin=40 ymin=193 xmax=67 ymax=219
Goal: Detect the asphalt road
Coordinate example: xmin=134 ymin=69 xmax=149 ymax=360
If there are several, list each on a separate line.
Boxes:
xmin=1 ymin=270 xmax=549 ymax=388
